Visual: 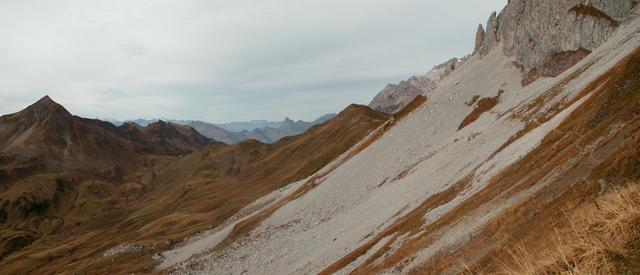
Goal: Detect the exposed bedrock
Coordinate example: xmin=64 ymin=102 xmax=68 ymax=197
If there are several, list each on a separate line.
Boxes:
xmin=474 ymin=0 xmax=639 ymax=84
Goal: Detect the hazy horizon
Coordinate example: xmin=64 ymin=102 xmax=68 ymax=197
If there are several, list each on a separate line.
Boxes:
xmin=1 ymin=0 xmax=506 ymax=123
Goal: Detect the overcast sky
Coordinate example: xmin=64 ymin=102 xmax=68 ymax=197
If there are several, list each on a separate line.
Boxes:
xmin=0 ymin=0 xmax=506 ymax=123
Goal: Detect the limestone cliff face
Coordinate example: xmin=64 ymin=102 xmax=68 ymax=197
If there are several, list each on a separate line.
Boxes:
xmin=371 ymin=0 xmax=638 ymax=112
xmin=475 ymin=0 xmax=638 ymax=84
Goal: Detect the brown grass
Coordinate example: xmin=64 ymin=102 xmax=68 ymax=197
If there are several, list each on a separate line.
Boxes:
xmin=394 ymin=95 xmax=427 ymax=122
xmin=499 ymin=182 xmax=640 ymax=274
xmin=465 ymin=95 xmax=480 ymax=107
xmin=459 ymin=91 xmax=503 ymax=130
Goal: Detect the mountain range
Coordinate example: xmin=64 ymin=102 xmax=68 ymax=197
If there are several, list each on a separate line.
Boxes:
xmin=0 ymin=96 xmax=388 ymax=273
xmin=2 ymin=0 xmax=640 ymax=274
xmin=185 ymin=114 xmax=336 ymax=144
xmin=106 ymin=114 xmax=336 ymax=145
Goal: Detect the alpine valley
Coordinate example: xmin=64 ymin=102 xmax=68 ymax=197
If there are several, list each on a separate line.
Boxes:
xmin=2 ymin=0 xmax=640 ymax=274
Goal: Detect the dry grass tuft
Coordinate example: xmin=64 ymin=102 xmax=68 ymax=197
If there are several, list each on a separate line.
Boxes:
xmin=500 ymin=181 xmax=640 ymax=274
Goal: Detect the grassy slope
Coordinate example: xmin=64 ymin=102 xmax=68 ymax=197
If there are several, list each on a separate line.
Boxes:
xmin=498 ymin=181 xmax=640 ymax=274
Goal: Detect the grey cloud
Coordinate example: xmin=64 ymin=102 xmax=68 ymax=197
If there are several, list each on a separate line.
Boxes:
xmin=0 ymin=0 xmax=506 ymax=122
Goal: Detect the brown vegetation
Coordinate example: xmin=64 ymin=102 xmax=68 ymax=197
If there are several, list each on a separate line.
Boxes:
xmin=0 ymin=100 xmax=390 ymax=273
xmin=458 ymin=90 xmax=503 ymax=130
xmin=498 ymin=182 xmax=640 ymax=274
xmin=465 ymin=95 xmax=480 ymax=107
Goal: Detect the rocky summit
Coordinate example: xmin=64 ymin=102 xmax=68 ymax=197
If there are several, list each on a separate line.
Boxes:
xmin=369 ymin=58 xmax=464 ymax=114
xmin=475 ymin=0 xmax=639 ymax=85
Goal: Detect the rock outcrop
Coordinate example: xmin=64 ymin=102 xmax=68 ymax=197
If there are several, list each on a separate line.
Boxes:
xmin=368 ymin=79 xmax=431 ymax=114
xmin=369 ymin=57 xmax=465 ymax=114
xmin=474 ymin=0 xmax=639 ymax=85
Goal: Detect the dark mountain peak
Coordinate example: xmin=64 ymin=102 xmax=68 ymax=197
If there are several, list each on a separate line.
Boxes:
xmin=120 ymin=122 xmax=144 ymax=136
xmin=144 ymin=120 xmax=176 ymax=133
xmin=0 ymin=95 xmax=72 ymax=127
xmin=121 ymin=121 xmax=142 ymax=129
xmin=36 ymin=95 xmax=54 ymax=105
xmin=28 ymin=95 xmax=70 ymax=118
xmin=141 ymin=120 xmax=211 ymax=154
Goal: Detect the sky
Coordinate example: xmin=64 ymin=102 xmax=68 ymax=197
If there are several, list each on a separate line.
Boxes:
xmin=0 ymin=0 xmax=506 ymax=123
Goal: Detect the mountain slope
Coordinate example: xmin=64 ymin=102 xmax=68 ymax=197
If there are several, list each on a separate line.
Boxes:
xmin=183 ymin=121 xmax=242 ymax=144
xmin=160 ymin=3 xmax=640 ymax=274
xmin=0 ymin=102 xmax=388 ymax=273
xmin=0 ymin=97 xmax=211 ymax=269
xmin=137 ymin=104 xmax=390 ymax=260
xmin=139 ymin=121 xmax=212 ymax=155
xmin=0 ymin=96 xmax=210 ymax=168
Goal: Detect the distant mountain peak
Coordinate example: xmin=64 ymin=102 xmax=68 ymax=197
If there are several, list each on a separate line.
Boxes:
xmin=369 ymin=58 xmax=464 ymax=114
xmin=187 ymin=113 xmax=336 ymax=144
xmin=36 ymin=95 xmax=54 ymax=105
xmin=3 ymin=95 xmax=73 ymax=125
xmin=29 ymin=95 xmax=68 ymax=113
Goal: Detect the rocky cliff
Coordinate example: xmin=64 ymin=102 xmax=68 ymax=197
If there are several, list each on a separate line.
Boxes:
xmin=369 ymin=57 xmax=464 ymax=113
xmin=474 ymin=0 xmax=639 ymax=85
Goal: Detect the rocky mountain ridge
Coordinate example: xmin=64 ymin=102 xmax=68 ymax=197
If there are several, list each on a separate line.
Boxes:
xmin=0 ymin=96 xmax=213 ymax=266
xmin=108 ymin=114 xmax=336 ymax=145
xmin=371 ymin=0 xmax=640 ymax=115
xmin=474 ymin=0 xmax=639 ymax=85
xmin=186 ymin=114 xmax=335 ymax=144
xmin=368 ymin=57 xmax=465 ymax=114
xmin=0 ymin=96 xmax=208 ymax=172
